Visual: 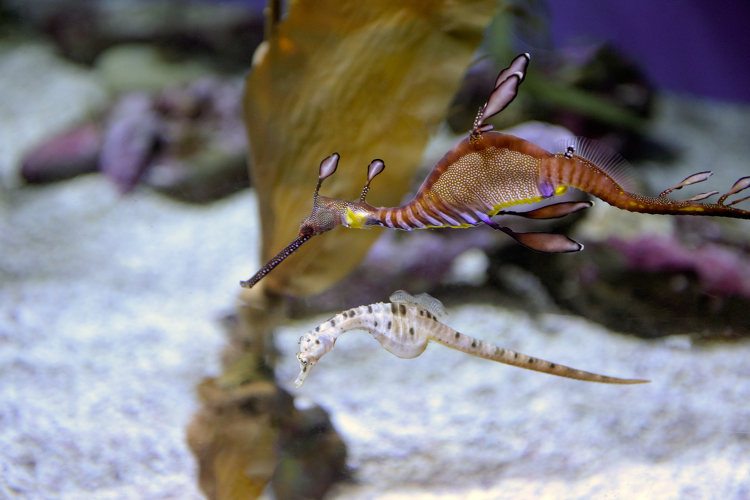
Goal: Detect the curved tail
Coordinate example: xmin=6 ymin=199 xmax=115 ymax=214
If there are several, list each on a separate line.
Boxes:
xmin=429 ymin=322 xmax=648 ymax=384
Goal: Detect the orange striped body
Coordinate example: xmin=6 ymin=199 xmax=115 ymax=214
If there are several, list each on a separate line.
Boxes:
xmin=361 ymin=133 xmax=558 ymax=230
xmin=351 ymin=131 xmax=750 ymax=230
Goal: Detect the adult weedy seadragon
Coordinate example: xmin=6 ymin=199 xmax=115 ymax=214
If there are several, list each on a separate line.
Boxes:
xmin=293 ymin=290 xmax=648 ymax=387
xmin=242 ymin=53 xmax=750 ymax=289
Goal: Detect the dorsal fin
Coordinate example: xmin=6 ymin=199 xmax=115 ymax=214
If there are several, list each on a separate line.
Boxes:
xmin=555 ymin=137 xmax=643 ymax=194
xmin=389 ymin=290 xmax=447 ymax=317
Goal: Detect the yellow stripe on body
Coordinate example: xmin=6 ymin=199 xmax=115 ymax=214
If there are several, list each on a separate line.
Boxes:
xmin=486 ymin=186 xmax=567 ymax=216
xmin=422 ymin=223 xmax=475 ymax=229
xmin=488 ymin=195 xmax=543 ymax=216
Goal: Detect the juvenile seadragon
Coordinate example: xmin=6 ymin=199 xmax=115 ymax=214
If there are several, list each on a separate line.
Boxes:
xmin=242 ymin=53 xmax=750 ymax=289
xmin=293 ymin=290 xmax=648 ymax=387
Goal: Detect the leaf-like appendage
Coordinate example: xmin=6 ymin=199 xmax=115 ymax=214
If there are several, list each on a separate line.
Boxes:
xmin=680 ymin=191 xmax=719 ymax=202
xmin=504 ymin=201 xmax=593 ymax=220
xmin=672 ymin=171 xmax=713 ymax=190
xmin=727 ymin=176 xmax=750 ymax=197
xmin=494 ymin=52 xmax=530 ymax=87
xmin=367 ymin=159 xmax=385 ymax=182
xmin=481 ymin=73 xmax=521 ymax=124
xmin=319 ymin=153 xmax=340 ymax=180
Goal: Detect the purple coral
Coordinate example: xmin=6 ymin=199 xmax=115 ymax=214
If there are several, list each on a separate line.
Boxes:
xmin=610 ymin=235 xmax=750 ymax=299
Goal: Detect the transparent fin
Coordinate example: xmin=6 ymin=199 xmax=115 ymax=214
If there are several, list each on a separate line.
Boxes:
xmin=389 ymin=290 xmax=447 ymax=317
xmin=555 ymin=137 xmax=643 ymax=194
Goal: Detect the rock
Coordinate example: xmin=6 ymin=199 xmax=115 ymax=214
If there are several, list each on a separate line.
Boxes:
xmin=20 ymin=75 xmax=250 ymax=199
xmin=94 ymin=44 xmax=215 ymax=94
xmin=272 ymin=404 xmax=349 ymax=500
xmin=143 ymin=77 xmax=250 ymax=203
xmin=443 ymin=248 xmax=491 ymax=286
xmin=4 ymin=1 xmax=263 ymax=67
xmin=0 ymin=43 xmax=108 ymax=187
xmin=21 ymin=123 xmax=102 ymax=183
xmin=98 ymin=92 xmax=160 ymax=193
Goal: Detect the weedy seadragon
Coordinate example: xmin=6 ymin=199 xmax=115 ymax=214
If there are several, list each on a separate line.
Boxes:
xmin=242 ymin=53 xmax=750 ymax=289
xmin=293 ymin=290 xmax=648 ymax=387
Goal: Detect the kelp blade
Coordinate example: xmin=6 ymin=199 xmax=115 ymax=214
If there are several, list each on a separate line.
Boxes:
xmin=244 ymin=0 xmax=499 ymax=296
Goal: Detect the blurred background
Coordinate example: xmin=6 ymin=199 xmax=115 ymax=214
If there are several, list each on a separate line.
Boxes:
xmin=2 ymin=1 xmax=750 ymax=499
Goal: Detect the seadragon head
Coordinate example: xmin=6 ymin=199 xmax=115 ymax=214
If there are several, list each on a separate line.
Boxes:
xmin=240 ymin=155 xmax=385 ymax=289
xmin=294 ymin=327 xmax=337 ymax=387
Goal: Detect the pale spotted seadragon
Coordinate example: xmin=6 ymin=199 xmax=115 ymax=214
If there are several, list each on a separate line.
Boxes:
xmin=294 ymin=290 xmax=649 ymax=387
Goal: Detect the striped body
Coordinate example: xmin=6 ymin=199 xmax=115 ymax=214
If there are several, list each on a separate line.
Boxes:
xmin=344 ymin=132 xmax=750 ymax=232
xmin=294 ymin=294 xmax=648 ymax=387
xmin=330 ymin=133 xmax=750 ymax=237
xmin=368 ymin=135 xmax=552 ymax=230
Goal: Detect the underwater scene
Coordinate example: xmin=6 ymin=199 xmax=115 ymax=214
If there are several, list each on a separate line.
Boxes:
xmin=1 ymin=0 xmax=750 ymax=498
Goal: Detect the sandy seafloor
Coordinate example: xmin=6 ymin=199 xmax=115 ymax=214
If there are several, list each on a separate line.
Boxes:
xmin=2 ymin=45 xmax=750 ymax=498
xmin=3 ymin=173 xmax=750 ymax=500
xmin=0 ymin=179 xmax=257 ymax=499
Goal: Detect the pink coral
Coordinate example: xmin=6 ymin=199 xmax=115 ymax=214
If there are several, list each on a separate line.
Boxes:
xmin=609 ymin=235 xmax=750 ymax=299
